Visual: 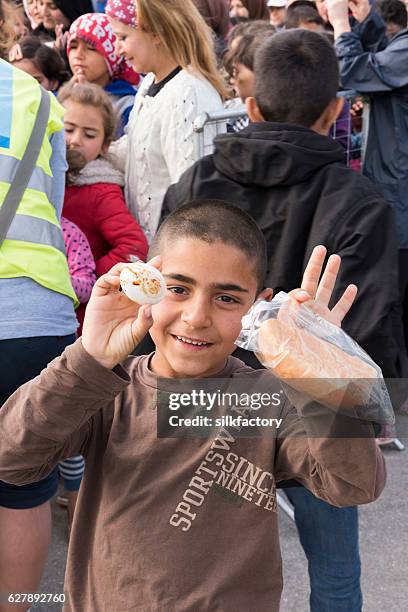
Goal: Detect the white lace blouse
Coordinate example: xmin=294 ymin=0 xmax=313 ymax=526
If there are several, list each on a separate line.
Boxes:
xmin=110 ymin=69 xmax=224 ymax=243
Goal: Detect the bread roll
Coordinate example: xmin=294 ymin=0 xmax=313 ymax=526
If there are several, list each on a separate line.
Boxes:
xmin=256 ymin=318 xmax=377 ymax=408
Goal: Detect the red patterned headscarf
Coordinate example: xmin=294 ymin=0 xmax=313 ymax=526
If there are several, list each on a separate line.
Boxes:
xmin=67 ymin=13 xmax=139 ymax=85
xmin=105 ymin=0 xmax=137 ymax=28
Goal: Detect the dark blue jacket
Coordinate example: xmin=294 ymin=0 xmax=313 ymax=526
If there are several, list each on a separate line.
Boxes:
xmin=335 ymin=10 xmax=408 ymax=247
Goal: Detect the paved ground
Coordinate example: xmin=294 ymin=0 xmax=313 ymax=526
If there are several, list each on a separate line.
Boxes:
xmin=34 ymin=443 xmax=407 ymax=611
xmin=279 ymin=444 xmax=408 ymax=612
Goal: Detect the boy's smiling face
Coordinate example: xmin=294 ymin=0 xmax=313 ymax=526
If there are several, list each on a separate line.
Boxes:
xmin=149 ymin=238 xmax=268 ymax=379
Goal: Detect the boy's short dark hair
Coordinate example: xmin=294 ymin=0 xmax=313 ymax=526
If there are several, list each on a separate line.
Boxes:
xmin=152 ymin=200 xmax=267 ymax=292
xmin=254 ymin=29 xmax=339 ymax=127
xmin=228 ymin=19 xmax=276 ymax=44
xmin=224 ymin=29 xmax=275 ymax=76
xmin=235 ymin=30 xmax=275 ymax=71
xmin=377 ymin=0 xmax=407 ymax=29
xmin=285 ymin=6 xmax=324 ymax=29
xmin=225 ymin=21 xmax=275 ymax=76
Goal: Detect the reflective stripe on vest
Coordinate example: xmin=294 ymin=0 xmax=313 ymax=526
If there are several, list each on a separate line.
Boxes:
xmin=6 ymin=214 xmax=66 ymax=253
xmin=0 ymin=153 xmax=53 ymax=201
xmin=0 ymin=61 xmax=77 ymax=306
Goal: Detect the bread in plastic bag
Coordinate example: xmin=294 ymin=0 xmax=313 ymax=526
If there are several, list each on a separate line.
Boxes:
xmin=235 ymin=292 xmax=394 ymax=425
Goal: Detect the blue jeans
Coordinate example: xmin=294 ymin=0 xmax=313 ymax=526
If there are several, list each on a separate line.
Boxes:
xmin=285 ymin=486 xmax=362 ymax=612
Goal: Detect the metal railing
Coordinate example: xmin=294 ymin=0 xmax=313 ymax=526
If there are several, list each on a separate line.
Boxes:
xmin=193 ymin=91 xmax=370 ymax=168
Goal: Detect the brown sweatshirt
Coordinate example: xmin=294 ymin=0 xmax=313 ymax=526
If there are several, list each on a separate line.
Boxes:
xmin=0 ymin=340 xmax=386 ymax=612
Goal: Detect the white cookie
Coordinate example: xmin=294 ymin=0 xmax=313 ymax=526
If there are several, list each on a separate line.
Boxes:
xmin=120 ymin=262 xmax=166 ymax=305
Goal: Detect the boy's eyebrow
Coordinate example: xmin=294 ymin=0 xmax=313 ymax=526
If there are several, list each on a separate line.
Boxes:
xmin=211 ymin=283 xmax=249 ymax=293
xmin=164 ymin=273 xmax=249 ymax=293
xmin=164 ymin=273 xmax=196 ymax=284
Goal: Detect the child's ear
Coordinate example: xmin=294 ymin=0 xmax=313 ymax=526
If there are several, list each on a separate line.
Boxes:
xmin=246 ymin=96 xmax=265 ymax=123
xmin=326 ymin=96 xmax=344 ymax=126
xmin=257 ymin=287 xmax=273 ymax=302
xmin=312 ymin=97 xmax=344 ymax=136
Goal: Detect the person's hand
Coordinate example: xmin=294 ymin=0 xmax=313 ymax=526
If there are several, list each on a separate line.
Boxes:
xmin=70 ymin=68 xmax=87 ymax=85
xmin=326 ymin=0 xmax=351 ymax=36
xmin=8 ymin=43 xmax=23 ymax=62
xmin=55 ymin=23 xmax=68 ymax=50
xmin=315 ymin=0 xmax=329 ymax=24
xmin=81 ymin=258 xmax=161 ymax=369
xmin=350 ymin=97 xmax=364 ymax=116
xmin=350 ymin=98 xmax=363 ymax=130
xmin=283 ymin=245 xmax=358 ymax=328
xmin=348 ymin=0 xmax=371 ymax=23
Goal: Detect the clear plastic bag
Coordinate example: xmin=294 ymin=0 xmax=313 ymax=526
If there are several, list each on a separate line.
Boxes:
xmin=236 ymin=292 xmax=394 ymax=425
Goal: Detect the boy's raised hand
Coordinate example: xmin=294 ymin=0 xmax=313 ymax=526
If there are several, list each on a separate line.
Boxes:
xmin=286 ymin=245 xmax=357 ymax=327
xmin=81 ymin=258 xmax=160 ymax=369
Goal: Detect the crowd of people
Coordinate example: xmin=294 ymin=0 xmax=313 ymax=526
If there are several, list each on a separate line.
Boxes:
xmin=0 ymin=0 xmax=406 ymax=611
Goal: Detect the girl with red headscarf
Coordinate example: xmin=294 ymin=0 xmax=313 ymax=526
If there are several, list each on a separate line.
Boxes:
xmin=67 ymin=13 xmax=140 ymax=136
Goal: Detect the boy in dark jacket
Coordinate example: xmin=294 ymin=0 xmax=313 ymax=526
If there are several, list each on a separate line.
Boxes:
xmin=163 ymin=29 xmax=403 ymax=379
xmin=162 ymin=29 xmax=401 ymax=611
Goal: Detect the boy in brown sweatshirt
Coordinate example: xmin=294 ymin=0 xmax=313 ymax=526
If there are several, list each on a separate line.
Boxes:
xmin=0 ymin=201 xmax=385 ymax=611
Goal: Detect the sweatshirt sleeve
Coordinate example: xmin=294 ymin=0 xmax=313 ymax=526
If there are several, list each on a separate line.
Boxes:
xmin=335 ymin=11 xmax=408 ymax=93
xmin=93 ymin=184 xmax=148 ymax=276
xmin=0 ymin=340 xmax=130 ymax=486
xmin=275 ymin=398 xmax=386 ymax=507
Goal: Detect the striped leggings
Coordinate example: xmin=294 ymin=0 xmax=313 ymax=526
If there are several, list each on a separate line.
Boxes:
xmin=58 ymin=456 xmax=84 ymax=492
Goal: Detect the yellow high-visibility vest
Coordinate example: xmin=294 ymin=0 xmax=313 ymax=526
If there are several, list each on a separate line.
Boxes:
xmin=0 ymin=60 xmax=78 ymax=306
